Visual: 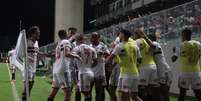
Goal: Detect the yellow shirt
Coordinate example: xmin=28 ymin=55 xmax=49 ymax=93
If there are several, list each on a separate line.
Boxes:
xmin=180 ymin=40 xmax=201 ymax=72
xmin=136 ymin=38 xmax=155 ymax=67
xmin=112 ymin=40 xmax=141 ymax=76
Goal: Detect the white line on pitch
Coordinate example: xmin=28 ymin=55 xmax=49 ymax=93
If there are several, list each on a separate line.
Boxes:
xmin=6 ymin=63 xmax=20 ymax=101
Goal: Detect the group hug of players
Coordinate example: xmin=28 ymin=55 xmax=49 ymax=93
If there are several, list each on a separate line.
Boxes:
xmin=8 ymin=26 xmax=201 ymax=101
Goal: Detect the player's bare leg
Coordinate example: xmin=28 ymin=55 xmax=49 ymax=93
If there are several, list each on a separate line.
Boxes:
xmin=48 ymin=87 xmax=59 ymax=101
xmin=119 ymin=92 xmax=130 ymax=101
xmin=107 ymin=86 xmax=117 ymax=101
xmin=22 ymin=81 xmax=34 ymax=101
xmin=62 ymin=88 xmax=71 ymax=101
xmin=94 ymin=78 xmax=105 ymax=101
xmin=82 ymin=91 xmax=92 ymax=101
xmin=75 ymin=86 xmax=81 ymax=101
xmin=130 ymin=92 xmax=142 ymax=101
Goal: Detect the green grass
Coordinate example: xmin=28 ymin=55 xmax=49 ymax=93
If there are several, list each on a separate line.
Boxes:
xmin=0 ymin=63 xmax=14 ymax=101
xmin=0 ymin=63 xmax=197 ymax=101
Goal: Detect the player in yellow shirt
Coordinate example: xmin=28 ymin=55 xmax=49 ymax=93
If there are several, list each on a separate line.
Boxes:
xmin=107 ymin=29 xmax=142 ymax=101
xmin=135 ymin=29 xmax=160 ymax=101
xmin=172 ymin=28 xmax=201 ymax=101
xmin=137 ymin=30 xmax=172 ymax=101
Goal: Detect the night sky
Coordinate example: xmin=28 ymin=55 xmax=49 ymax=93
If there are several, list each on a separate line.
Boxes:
xmin=0 ymin=0 xmax=55 ymax=52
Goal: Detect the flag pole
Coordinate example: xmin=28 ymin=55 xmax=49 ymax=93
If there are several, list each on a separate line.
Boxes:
xmin=24 ymin=30 xmax=29 ymax=101
xmin=19 ymin=20 xmax=22 ymax=32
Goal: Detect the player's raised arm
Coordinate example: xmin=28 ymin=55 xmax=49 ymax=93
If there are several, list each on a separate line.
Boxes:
xmin=135 ymin=29 xmax=156 ymax=49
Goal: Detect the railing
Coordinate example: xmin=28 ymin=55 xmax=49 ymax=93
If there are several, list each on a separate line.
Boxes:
xmin=94 ymin=0 xmax=201 ymax=44
xmin=40 ymin=0 xmax=201 ymax=51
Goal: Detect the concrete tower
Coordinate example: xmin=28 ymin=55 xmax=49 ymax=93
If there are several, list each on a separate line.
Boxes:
xmin=55 ymin=0 xmax=84 ymax=42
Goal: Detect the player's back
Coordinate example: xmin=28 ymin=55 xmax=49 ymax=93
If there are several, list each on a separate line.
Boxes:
xmin=136 ymin=38 xmax=155 ymax=67
xmin=54 ymin=39 xmax=71 ymax=73
xmin=73 ymin=44 xmax=97 ymax=73
xmin=180 ymin=40 xmax=201 ymax=72
xmin=115 ymin=41 xmax=139 ymax=76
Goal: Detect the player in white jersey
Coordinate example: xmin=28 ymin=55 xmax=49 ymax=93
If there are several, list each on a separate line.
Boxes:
xmin=67 ymin=27 xmax=81 ymax=101
xmin=48 ymin=30 xmax=81 ymax=101
xmin=90 ymin=32 xmax=110 ymax=101
xmin=172 ymin=28 xmax=201 ymax=101
xmin=105 ymin=32 xmax=120 ymax=101
xmin=22 ymin=26 xmax=40 ymax=101
xmin=8 ymin=48 xmax=16 ymax=81
xmin=137 ymin=31 xmax=172 ymax=101
xmin=73 ymin=34 xmax=98 ymax=101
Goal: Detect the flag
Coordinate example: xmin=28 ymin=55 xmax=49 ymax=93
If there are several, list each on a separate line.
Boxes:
xmin=14 ymin=30 xmax=27 ymax=72
xmin=14 ymin=29 xmax=30 ymax=101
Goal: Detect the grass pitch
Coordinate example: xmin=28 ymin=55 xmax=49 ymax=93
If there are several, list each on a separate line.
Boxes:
xmin=0 ymin=63 xmax=197 ymax=101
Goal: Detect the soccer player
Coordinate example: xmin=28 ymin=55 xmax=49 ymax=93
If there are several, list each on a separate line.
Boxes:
xmin=172 ymin=28 xmax=201 ymax=101
xmin=105 ymin=32 xmax=121 ymax=101
xmin=135 ymin=29 xmax=160 ymax=101
xmin=111 ymin=32 xmax=120 ymax=49
xmin=106 ymin=29 xmax=142 ymax=101
xmin=67 ymin=27 xmax=78 ymax=43
xmin=48 ymin=29 xmax=81 ymax=101
xmin=22 ymin=26 xmax=40 ymax=101
xmin=90 ymin=32 xmax=110 ymax=101
xmin=67 ymin=27 xmax=81 ymax=101
xmin=137 ymin=31 xmax=172 ymax=101
xmin=8 ymin=47 xmax=16 ymax=82
xmin=73 ymin=34 xmax=98 ymax=101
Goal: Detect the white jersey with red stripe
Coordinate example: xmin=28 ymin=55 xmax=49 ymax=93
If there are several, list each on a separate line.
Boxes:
xmin=73 ymin=44 xmax=97 ymax=74
xmin=90 ymin=42 xmax=109 ymax=77
xmin=27 ymin=39 xmax=39 ymax=73
xmin=53 ymin=39 xmax=72 ymax=74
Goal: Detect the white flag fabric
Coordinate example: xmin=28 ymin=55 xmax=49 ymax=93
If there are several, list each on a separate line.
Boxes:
xmin=14 ymin=30 xmax=27 ymax=72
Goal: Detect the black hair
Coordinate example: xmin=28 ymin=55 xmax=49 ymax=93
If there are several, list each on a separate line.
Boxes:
xmin=75 ymin=34 xmax=84 ymax=41
xmin=27 ymin=26 xmax=40 ymax=37
xmin=91 ymin=32 xmax=101 ymax=38
xmin=182 ymin=28 xmax=192 ymax=40
xmin=58 ymin=29 xmax=67 ymax=39
xmin=147 ymin=34 xmax=157 ymax=41
xmin=68 ymin=27 xmax=77 ymax=31
xmin=120 ymin=29 xmax=131 ymax=38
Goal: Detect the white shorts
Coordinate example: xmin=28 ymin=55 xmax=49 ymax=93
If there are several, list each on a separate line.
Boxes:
xmin=78 ymin=73 xmax=94 ymax=92
xmin=117 ymin=75 xmax=139 ymax=93
xmin=139 ymin=65 xmax=159 ymax=86
xmin=179 ymin=72 xmax=201 ymax=90
xmin=52 ymin=72 xmax=71 ymax=89
xmin=109 ymin=66 xmax=120 ymax=86
xmin=92 ymin=63 xmax=105 ymax=78
xmin=158 ymin=70 xmax=172 ymax=86
xmin=10 ymin=65 xmax=16 ymax=73
xmin=22 ymin=69 xmax=35 ymax=81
